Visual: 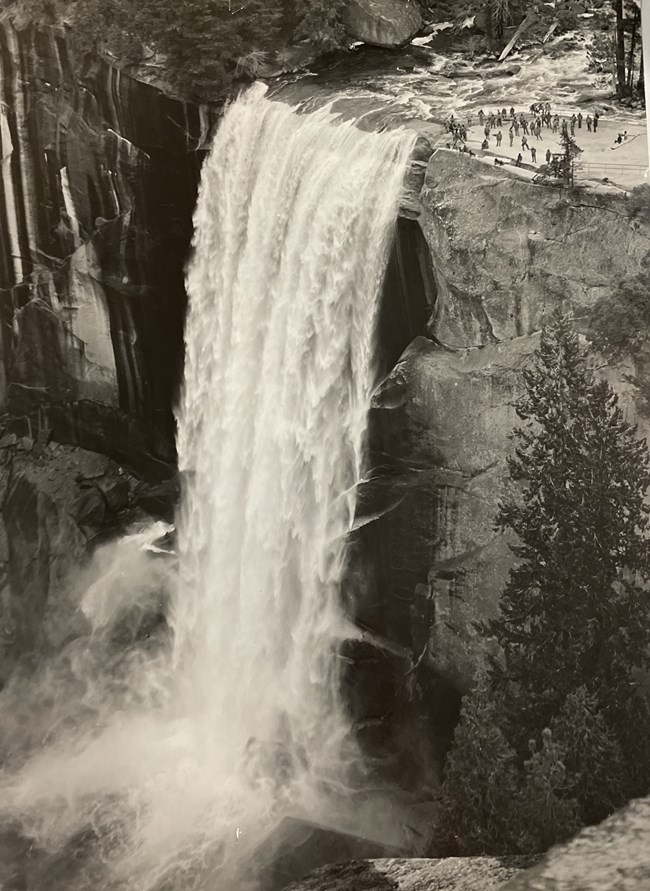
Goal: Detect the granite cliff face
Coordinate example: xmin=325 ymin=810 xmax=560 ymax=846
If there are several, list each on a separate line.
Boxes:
xmin=359 ymin=149 xmax=650 ymax=706
xmin=0 ymin=19 xmax=216 ymax=476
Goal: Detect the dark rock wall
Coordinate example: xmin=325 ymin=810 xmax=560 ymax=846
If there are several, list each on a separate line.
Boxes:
xmin=0 ymin=20 xmax=217 ymax=476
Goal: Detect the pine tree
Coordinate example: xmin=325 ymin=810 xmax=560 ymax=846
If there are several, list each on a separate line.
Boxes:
xmin=488 ymin=314 xmax=650 ymax=743
xmin=292 ymin=0 xmax=347 ymax=50
xmin=517 ymin=728 xmax=581 ymax=853
xmin=549 ymin=687 xmax=629 ymax=825
xmin=434 ymin=680 xmax=522 ymax=855
xmin=558 ymin=128 xmax=582 ymax=186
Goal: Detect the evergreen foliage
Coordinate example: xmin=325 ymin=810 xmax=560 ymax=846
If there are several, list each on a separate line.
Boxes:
xmin=434 ymin=681 xmax=522 ymax=855
xmin=517 ymin=728 xmax=581 ymax=852
xmin=489 ymin=313 xmax=650 ymax=739
xmin=436 ymin=314 xmax=650 ymax=857
xmin=549 ymin=687 xmax=629 ymax=825
xmin=14 ymin=0 xmax=349 ymax=98
xmin=293 ymin=0 xmax=347 ymax=49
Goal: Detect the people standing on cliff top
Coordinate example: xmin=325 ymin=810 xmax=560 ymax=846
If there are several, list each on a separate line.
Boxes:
xmin=515 ymin=153 xmax=523 ymax=167
xmin=496 ymin=130 xmax=503 ymax=146
xmin=481 ymin=138 xmax=489 ymax=150
xmin=478 ymin=109 xmax=485 ymax=124
xmin=522 ymin=135 xmax=529 ymax=151
xmin=570 ymin=118 xmax=576 ymax=136
xmin=521 ymin=118 xmax=529 ymax=136
xmin=546 ymin=148 xmax=552 ymax=164
xmin=509 ymin=106 xmax=515 ymax=118
xmin=552 ymin=115 xmax=560 ymax=132
xmin=577 ymin=112 xmax=583 ymax=129
xmin=502 ymin=107 xmax=508 ymax=118
xmin=594 ymin=112 xmax=600 ymax=132
xmin=509 ymin=130 xmax=514 ymax=147
xmin=512 ymin=120 xmax=520 ymax=136
xmin=561 ymin=119 xmax=568 ymax=136
xmin=484 ymin=124 xmax=491 ymax=139
xmin=496 ymin=113 xmax=502 ymax=127
xmin=531 ymin=146 xmax=537 ymax=163
xmin=586 ymin=114 xmax=592 ymax=132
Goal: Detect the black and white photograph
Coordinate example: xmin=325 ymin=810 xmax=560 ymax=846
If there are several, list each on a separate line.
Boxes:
xmin=0 ymin=0 xmax=648 ymax=888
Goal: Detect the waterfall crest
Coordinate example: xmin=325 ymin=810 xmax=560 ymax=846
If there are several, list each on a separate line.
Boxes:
xmin=0 ymin=84 xmax=416 ymax=889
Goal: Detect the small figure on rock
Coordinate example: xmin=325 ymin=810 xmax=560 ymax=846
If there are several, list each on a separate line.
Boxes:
xmin=531 ymin=146 xmax=537 ymax=163
xmin=496 ymin=131 xmax=503 ymax=146
xmin=515 ymin=153 xmax=523 ymax=167
xmin=586 ymin=114 xmax=592 ymax=132
xmin=577 ymin=111 xmax=583 ymax=129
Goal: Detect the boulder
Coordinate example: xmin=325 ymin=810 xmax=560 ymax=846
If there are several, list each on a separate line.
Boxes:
xmin=98 ymin=477 xmax=131 ymax=513
xmin=75 ymin=488 xmax=107 ymax=529
xmin=502 ymin=796 xmax=650 ymax=890
xmin=343 ymin=0 xmax=422 ymax=48
xmin=283 ymin=856 xmax=526 ymax=890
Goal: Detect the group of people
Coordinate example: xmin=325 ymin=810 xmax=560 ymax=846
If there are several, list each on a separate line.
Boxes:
xmin=444 ymin=102 xmax=604 ymax=171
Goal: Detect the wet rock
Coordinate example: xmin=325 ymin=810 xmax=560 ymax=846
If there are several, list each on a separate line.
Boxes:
xmin=0 ymin=434 xmax=17 ymax=449
xmin=0 ymin=20 xmax=217 ymax=471
xmin=343 ymin=0 xmax=422 ymax=48
xmin=75 ymin=488 xmax=107 ymax=528
xmin=98 ymin=477 xmax=130 ymax=512
xmin=133 ymin=477 xmax=180 ymax=522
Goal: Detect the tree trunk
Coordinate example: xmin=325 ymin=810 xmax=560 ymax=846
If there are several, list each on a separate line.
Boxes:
xmin=626 ymin=6 xmax=639 ymax=93
xmin=614 ymin=0 xmax=627 ymax=96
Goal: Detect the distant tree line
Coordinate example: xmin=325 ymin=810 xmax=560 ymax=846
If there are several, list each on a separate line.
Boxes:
xmin=11 ymin=0 xmax=348 ymax=98
xmin=433 ymin=314 xmax=650 ymax=856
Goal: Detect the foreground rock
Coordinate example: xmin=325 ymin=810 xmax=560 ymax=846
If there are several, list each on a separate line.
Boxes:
xmin=502 ymin=797 xmax=650 ymax=891
xmin=283 ymin=856 xmax=525 ymax=890
xmin=343 ymin=0 xmax=422 ymax=48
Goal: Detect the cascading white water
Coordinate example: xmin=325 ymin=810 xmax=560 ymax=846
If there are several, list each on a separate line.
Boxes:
xmin=0 ymin=84 xmax=416 ymax=889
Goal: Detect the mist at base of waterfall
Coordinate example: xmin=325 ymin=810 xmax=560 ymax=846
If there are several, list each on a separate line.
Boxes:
xmin=0 ymin=86 xmax=417 ymax=890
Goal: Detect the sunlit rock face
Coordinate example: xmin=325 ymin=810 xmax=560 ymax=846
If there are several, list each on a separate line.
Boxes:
xmin=0 ymin=21 xmax=216 ymax=475
xmin=360 ymin=148 xmax=650 ymax=695
xmin=343 ymin=0 xmax=422 ymax=48
xmin=420 ymin=150 xmax=649 ymax=348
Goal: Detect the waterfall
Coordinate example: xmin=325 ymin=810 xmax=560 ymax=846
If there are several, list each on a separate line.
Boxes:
xmin=0 ymin=85 xmax=416 ymax=889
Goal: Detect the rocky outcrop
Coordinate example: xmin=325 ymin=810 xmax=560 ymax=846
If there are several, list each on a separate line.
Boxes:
xmin=0 ymin=435 xmax=145 ymax=682
xmin=358 ymin=148 xmax=650 ymax=698
xmin=419 ymin=151 xmax=649 ymax=349
xmin=0 ymin=19 xmax=217 ymax=476
xmin=282 ymin=856 xmax=526 ymax=890
xmin=283 ymin=793 xmax=650 ymax=890
xmin=502 ymin=796 xmax=650 ymax=891
xmin=343 ymin=0 xmax=422 ymax=48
